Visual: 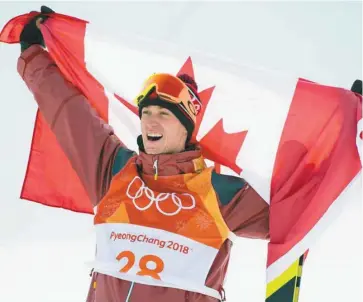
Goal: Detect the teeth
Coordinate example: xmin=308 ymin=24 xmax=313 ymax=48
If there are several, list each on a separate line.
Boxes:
xmin=147 ymin=133 xmax=163 ymax=142
xmin=148 ymin=133 xmax=162 ymax=138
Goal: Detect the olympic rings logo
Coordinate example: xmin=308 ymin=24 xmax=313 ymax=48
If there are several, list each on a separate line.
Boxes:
xmin=126 ymin=176 xmax=196 ymax=216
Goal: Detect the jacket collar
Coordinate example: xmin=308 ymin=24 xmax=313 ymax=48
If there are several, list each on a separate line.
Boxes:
xmin=135 ymin=145 xmax=206 ymax=177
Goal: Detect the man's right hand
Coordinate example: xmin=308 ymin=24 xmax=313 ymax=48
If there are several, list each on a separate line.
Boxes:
xmin=351 ymin=80 xmax=362 ymax=95
xmin=19 ymin=5 xmax=55 ymax=52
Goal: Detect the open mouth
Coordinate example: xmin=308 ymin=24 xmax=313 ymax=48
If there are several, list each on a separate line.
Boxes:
xmin=147 ymin=133 xmax=163 ymax=142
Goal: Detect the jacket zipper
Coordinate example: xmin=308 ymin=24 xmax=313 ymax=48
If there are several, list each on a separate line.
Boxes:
xmin=124 ymin=158 xmax=157 ymax=301
xmin=153 ymin=158 xmax=159 ymax=180
xmin=125 ymin=281 xmax=135 ymax=302
xmin=125 ymin=157 xmax=161 ymax=301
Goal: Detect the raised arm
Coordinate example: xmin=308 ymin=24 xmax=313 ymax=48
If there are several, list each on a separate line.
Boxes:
xmin=17 ymin=45 xmax=135 ymax=206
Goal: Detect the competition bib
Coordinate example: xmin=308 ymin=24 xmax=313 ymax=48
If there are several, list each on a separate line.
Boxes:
xmin=92 ymin=160 xmax=233 ymax=299
xmin=93 ymin=223 xmax=221 ymax=298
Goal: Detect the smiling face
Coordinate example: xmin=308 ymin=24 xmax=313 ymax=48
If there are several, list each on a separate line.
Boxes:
xmin=141 ymin=105 xmax=188 ymax=154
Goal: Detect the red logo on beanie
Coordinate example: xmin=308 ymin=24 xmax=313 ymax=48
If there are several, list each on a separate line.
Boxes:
xmin=178 ymin=74 xmax=202 ymax=116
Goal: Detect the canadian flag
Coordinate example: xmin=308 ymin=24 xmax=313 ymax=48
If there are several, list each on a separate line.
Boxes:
xmin=1 ymin=12 xmax=362 ymax=301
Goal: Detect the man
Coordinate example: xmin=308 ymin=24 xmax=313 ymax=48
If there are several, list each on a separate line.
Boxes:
xmin=18 ymin=6 xmax=269 ymax=302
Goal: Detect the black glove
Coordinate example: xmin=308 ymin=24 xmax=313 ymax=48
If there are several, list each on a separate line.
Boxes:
xmin=19 ymin=5 xmax=55 ymax=52
xmin=351 ymin=79 xmax=362 ymax=95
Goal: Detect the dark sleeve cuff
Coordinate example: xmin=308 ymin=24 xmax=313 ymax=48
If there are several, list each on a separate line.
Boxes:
xmin=20 ymin=41 xmax=45 ymax=53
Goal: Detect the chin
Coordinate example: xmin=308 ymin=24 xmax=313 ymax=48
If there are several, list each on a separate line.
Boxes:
xmin=144 ymin=145 xmax=162 ymax=155
xmin=145 ymin=149 xmax=159 ymax=155
xmin=144 ymin=140 xmax=166 ymax=155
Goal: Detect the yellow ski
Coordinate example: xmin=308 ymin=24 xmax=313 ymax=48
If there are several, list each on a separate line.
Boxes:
xmin=265 ymin=252 xmax=306 ymax=302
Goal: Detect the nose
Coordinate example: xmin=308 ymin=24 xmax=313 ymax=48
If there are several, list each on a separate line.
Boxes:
xmin=145 ymin=118 xmax=161 ymax=129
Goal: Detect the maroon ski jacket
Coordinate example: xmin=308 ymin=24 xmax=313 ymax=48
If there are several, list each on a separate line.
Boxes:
xmin=17 ymin=45 xmax=269 ymax=302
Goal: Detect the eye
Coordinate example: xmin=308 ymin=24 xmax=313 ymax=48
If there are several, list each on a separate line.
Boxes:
xmin=160 ymin=111 xmax=170 ymax=116
xmin=142 ymin=109 xmax=150 ymax=115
